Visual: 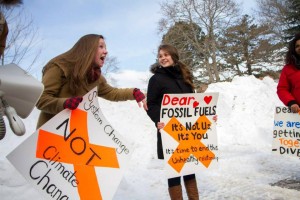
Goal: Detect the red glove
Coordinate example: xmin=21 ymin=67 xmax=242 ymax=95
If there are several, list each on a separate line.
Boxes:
xmin=133 ymin=88 xmax=145 ymax=103
xmin=63 ymin=96 xmax=83 ymax=110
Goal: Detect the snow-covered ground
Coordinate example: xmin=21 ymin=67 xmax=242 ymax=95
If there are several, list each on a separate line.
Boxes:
xmin=1 ymin=75 xmax=299 ymax=200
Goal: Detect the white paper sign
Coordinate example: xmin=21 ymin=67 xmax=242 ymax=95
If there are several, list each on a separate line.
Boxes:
xmin=272 ymin=106 xmax=300 ymax=158
xmin=160 ymin=93 xmax=219 ymax=178
xmin=7 ymin=87 xmax=133 ymax=200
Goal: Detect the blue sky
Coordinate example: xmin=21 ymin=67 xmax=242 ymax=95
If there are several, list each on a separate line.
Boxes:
xmin=19 ymin=0 xmax=256 ymax=82
xmin=22 ymin=0 xmax=164 ymax=73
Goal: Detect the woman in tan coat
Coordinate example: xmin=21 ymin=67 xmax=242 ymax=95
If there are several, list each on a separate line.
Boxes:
xmin=36 ymin=34 xmax=146 ymax=128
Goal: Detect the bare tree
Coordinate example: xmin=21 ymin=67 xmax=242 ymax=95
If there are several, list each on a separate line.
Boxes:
xmin=158 ymin=0 xmax=240 ymax=83
xmin=255 ymin=0 xmax=289 ymax=41
xmin=1 ymin=6 xmax=42 ymax=72
xmin=257 ymin=0 xmax=300 ymax=42
xmin=102 ymin=55 xmax=120 ymax=86
xmin=102 ymin=55 xmax=119 ymax=75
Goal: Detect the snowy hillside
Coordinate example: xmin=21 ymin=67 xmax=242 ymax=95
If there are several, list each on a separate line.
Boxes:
xmin=1 ymin=75 xmax=300 ymax=200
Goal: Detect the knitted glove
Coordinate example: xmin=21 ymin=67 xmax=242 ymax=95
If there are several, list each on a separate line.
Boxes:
xmin=63 ymin=96 xmax=83 ymax=110
xmin=133 ymin=88 xmax=145 ymax=103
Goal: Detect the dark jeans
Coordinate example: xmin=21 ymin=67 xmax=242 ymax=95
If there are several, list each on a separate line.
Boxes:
xmin=157 ymin=130 xmax=164 ymax=159
xmin=168 ymin=174 xmax=196 ymax=187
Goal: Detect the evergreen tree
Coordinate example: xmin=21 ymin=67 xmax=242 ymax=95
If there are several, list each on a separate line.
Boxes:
xmin=220 ymin=15 xmax=282 ymax=76
xmin=162 ymin=21 xmax=206 ymax=86
xmin=284 ymin=0 xmax=300 ymax=40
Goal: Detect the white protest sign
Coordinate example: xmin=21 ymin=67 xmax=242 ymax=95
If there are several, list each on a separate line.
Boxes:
xmin=7 ymin=87 xmax=133 ymax=200
xmin=160 ymin=93 xmax=219 ymax=178
xmin=272 ymin=106 xmax=300 ymax=158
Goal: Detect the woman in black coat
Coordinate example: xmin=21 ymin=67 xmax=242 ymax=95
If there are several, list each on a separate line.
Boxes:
xmin=146 ymin=44 xmax=199 ymax=200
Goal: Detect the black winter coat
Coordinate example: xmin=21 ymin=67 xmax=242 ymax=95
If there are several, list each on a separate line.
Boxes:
xmin=146 ymin=64 xmax=193 ymax=159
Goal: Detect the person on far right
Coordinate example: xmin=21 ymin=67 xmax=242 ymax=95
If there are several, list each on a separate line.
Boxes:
xmin=277 ymin=33 xmax=300 ymax=113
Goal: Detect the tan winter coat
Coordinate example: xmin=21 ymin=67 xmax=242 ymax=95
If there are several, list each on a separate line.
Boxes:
xmin=36 ymin=61 xmax=134 ymax=128
xmin=0 ymin=13 xmax=8 ymax=56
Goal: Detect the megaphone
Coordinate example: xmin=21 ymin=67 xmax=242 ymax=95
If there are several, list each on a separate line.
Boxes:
xmin=0 ymin=63 xmax=44 ymax=139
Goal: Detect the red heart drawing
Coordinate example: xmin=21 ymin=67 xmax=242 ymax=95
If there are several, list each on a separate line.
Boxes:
xmin=204 ymin=96 xmax=212 ymax=104
xmin=193 ymin=101 xmax=199 ymax=108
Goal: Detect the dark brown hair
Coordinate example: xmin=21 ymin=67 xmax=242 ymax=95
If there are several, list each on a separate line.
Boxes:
xmin=286 ymin=33 xmax=300 ymax=65
xmin=158 ymin=44 xmax=195 ymax=90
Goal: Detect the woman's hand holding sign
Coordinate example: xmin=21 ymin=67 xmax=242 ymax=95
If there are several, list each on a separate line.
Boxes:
xmin=157 ymin=122 xmax=165 ymax=130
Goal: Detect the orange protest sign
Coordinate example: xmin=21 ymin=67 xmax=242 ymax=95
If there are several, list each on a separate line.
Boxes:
xmin=163 ymin=116 xmax=215 ymax=173
xmin=36 ymin=109 xmax=119 ymax=199
xmin=160 ymin=93 xmax=219 ymax=178
xmin=7 ymin=87 xmax=134 ymax=200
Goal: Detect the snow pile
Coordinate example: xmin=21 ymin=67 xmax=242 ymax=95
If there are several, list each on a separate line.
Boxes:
xmin=1 ymin=75 xmax=299 ymax=200
xmin=207 ymin=75 xmax=284 ymax=148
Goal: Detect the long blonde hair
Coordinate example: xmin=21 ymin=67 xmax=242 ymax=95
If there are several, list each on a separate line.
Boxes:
xmin=43 ymin=34 xmax=103 ymax=94
xmin=158 ymin=44 xmax=195 ymax=90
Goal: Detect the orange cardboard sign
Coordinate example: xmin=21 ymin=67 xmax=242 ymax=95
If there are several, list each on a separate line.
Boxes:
xmin=160 ymin=93 xmax=219 ymax=178
xmin=36 ymin=109 xmax=120 ymax=199
xmin=7 ymin=87 xmax=133 ymax=200
xmin=163 ymin=116 xmax=215 ymax=173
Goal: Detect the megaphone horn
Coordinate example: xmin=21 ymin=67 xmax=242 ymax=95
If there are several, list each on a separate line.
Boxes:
xmin=0 ymin=107 xmax=5 ymax=140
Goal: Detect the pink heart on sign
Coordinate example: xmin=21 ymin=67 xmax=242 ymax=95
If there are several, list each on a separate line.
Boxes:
xmin=204 ymin=96 xmax=212 ymax=104
xmin=193 ymin=101 xmax=199 ymax=108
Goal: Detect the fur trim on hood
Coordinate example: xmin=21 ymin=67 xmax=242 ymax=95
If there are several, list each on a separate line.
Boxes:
xmin=150 ymin=62 xmax=161 ymax=74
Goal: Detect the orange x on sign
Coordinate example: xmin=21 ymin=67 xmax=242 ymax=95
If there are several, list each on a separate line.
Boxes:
xmin=163 ymin=115 xmax=215 ymax=173
xmin=36 ymin=109 xmax=119 ymax=200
